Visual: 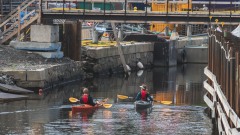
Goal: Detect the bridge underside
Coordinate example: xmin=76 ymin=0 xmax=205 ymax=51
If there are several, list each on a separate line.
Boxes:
xmin=42 ymin=14 xmax=238 ymax=24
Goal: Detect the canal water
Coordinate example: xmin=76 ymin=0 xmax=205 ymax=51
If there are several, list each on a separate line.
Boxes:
xmin=0 ymin=64 xmax=215 ymax=135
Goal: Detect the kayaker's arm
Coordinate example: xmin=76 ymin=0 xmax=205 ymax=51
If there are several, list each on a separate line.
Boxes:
xmin=135 ymin=92 xmax=141 ymax=101
xmin=88 ymin=96 xmax=96 ymax=106
xmin=147 ymin=93 xmax=153 ymax=101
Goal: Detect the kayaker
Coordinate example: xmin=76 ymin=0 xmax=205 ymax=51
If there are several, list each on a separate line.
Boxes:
xmin=79 ymin=88 xmax=100 ymax=106
xmin=135 ymin=84 xmax=153 ymax=102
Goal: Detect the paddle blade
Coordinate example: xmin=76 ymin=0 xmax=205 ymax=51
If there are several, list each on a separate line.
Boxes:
xmin=69 ymin=97 xmax=79 ymax=103
xmin=117 ymin=95 xmax=129 ymax=100
xmin=161 ymin=101 xmax=172 ymax=105
xmin=153 ymin=100 xmax=173 ymax=105
xmin=103 ymin=104 xmax=112 ymax=108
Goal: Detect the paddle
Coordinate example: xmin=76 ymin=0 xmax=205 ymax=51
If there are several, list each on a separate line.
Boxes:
xmin=117 ymin=94 xmax=172 ymax=105
xmin=68 ymin=97 xmax=112 ymax=108
xmin=69 ymin=97 xmax=80 ymax=103
xmin=117 ymin=95 xmax=134 ymax=100
xmin=153 ymin=100 xmax=173 ymax=105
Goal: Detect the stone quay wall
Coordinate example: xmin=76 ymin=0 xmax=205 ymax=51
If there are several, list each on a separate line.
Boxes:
xmin=82 ymin=42 xmax=154 ymax=75
xmin=0 ymin=62 xmax=85 ymax=89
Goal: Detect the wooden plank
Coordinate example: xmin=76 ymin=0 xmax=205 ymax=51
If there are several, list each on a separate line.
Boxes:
xmin=231 ymin=128 xmax=239 ymax=135
xmin=204 ymin=67 xmax=216 ymax=81
xmin=218 ymin=117 xmax=224 ymax=135
xmin=203 ymin=79 xmax=215 ymax=97
xmin=203 ymin=93 xmax=214 ymax=110
xmin=0 ymin=83 xmax=33 ymax=94
xmin=204 ymin=66 xmax=240 ymax=129
xmin=216 ymin=103 xmax=231 ymax=135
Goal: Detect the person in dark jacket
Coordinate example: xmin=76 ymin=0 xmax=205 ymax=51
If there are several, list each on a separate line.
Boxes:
xmin=79 ymin=88 xmax=99 ymax=106
xmin=135 ymin=84 xmax=153 ymax=102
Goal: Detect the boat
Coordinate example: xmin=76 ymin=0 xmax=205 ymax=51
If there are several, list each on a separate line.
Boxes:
xmin=72 ymin=104 xmax=99 ymax=114
xmin=134 ymin=100 xmax=153 ymax=110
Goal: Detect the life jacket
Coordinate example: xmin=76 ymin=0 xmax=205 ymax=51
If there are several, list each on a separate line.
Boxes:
xmin=141 ymin=90 xmax=147 ymax=101
xmin=82 ymin=94 xmax=89 ymax=103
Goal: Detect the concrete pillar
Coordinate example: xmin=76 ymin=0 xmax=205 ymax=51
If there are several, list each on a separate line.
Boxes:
xmin=118 ymin=29 xmax=123 ymax=41
xmin=165 ymin=26 xmax=169 ymax=36
xmin=187 ymin=25 xmax=192 ymax=37
xmin=92 ymin=29 xmax=98 ymax=44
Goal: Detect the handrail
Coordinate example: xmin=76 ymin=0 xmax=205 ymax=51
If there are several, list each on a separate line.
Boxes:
xmin=1 ymin=14 xmax=39 ymax=44
xmin=0 ymin=0 xmax=36 ymax=28
xmin=42 ymin=0 xmax=240 ymax=4
xmin=1 ymin=10 xmax=36 ymax=36
xmin=0 ymin=0 xmax=31 ymax=23
xmin=204 ymin=67 xmax=240 ymax=135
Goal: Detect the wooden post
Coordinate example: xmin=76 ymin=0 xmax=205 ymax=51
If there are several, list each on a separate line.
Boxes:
xmin=229 ymin=47 xmax=234 ymax=110
xmin=37 ymin=0 xmax=42 ymax=24
xmin=17 ymin=6 xmax=21 ymax=41
xmin=235 ymin=52 xmax=239 ymax=116
xmin=111 ymin=22 xmax=128 ymax=73
xmin=10 ymin=0 xmax=12 ymax=13
xmin=62 ymin=21 xmax=81 ymax=61
xmin=0 ymin=0 xmax=3 ymax=17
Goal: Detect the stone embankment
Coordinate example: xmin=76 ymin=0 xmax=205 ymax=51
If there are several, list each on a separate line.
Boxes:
xmin=81 ymin=42 xmax=154 ymax=75
xmin=0 ymin=45 xmax=86 ymax=89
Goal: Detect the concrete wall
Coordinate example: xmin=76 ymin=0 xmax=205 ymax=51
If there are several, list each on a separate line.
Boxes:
xmin=184 ymin=46 xmax=208 ymax=63
xmin=153 ymin=40 xmax=177 ymax=67
xmin=176 ymin=36 xmax=208 ymax=63
xmin=176 ymin=37 xmax=208 ymax=49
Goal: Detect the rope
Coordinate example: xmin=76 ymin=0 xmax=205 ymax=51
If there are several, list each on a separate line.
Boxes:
xmin=208 ymin=31 xmax=235 ymax=61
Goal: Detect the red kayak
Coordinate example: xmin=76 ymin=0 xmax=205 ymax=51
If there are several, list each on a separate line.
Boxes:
xmin=72 ymin=104 xmax=99 ymax=114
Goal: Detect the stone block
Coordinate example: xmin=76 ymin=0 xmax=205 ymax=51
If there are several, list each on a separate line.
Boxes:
xmin=30 ymin=25 xmax=59 ymax=42
xmin=26 ymin=69 xmax=46 ymax=81
xmin=10 ymin=41 xmax=61 ymax=51
xmin=0 ymin=70 xmax=27 ymax=80
xmin=34 ymin=51 xmax=63 ymax=59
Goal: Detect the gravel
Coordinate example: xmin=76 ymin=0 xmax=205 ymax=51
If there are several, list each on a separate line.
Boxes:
xmin=0 ymin=45 xmax=74 ymax=70
xmin=0 ymin=45 xmax=77 ymax=84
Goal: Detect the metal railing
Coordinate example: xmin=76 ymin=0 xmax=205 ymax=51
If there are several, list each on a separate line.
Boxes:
xmin=38 ymin=0 xmax=240 ymax=23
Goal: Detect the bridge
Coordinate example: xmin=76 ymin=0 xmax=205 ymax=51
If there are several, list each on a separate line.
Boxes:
xmin=41 ymin=0 xmax=240 ymax=24
xmin=1 ymin=0 xmax=240 ymax=44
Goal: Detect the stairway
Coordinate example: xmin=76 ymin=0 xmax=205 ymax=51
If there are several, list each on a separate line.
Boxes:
xmin=0 ymin=0 xmax=39 ymax=44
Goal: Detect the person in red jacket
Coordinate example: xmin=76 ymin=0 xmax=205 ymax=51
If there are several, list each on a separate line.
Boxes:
xmin=79 ymin=88 xmax=99 ymax=106
xmin=135 ymin=84 xmax=153 ymax=102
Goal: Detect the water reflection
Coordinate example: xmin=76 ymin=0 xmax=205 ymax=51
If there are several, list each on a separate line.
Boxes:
xmin=0 ymin=64 xmax=213 ymax=134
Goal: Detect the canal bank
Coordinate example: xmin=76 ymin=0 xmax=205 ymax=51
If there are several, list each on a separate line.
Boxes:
xmin=0 ymin=25 xmax=208 ymax=92
xmin=0 ymin=37 xmax=208 ymax=89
